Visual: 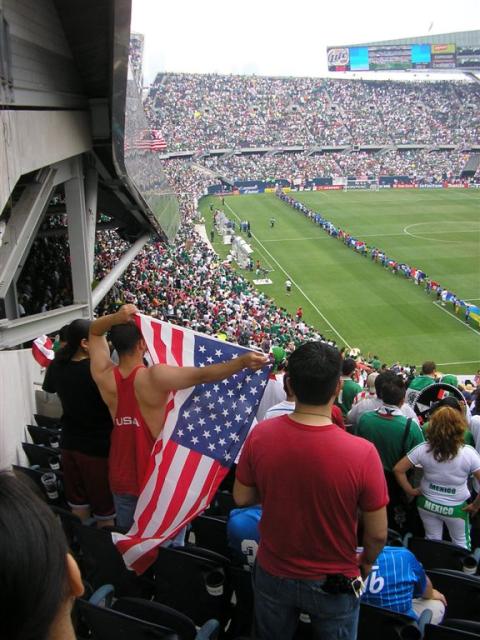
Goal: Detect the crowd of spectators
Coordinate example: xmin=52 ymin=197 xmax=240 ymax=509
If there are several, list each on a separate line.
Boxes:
xmin=17 ymin=211 xmax=73 ymax=316
xmin=95 ymin=225 xmax=329 ymax=354
xmin=198 ymin=149 xmax=470 ymax=183
xmin=14 ymin=74 xmax=480 ymax=366
xmin=145 ymin=74 xmax=480 ymax=151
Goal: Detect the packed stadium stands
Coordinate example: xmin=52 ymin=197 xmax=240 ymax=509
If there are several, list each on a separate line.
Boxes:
xmin=146 ymin=74 xmax=480 ymax=151
xmin=199 ymin=149 xmax=471 ymax=183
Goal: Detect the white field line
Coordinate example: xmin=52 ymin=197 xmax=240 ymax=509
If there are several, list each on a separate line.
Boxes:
xmin=403 ymin=221 xmax=480 ymax=244
xmin=225 ymin=202 xmax=351 ymax=348
xmin=433 ymin=302 xmax=480 ymax=337
xmin=436 ymin=360 xmax=480 ymax=366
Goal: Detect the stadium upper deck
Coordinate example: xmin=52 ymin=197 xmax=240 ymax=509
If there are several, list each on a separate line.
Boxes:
xmin=146 ymin=75 xmax=480 ymax=153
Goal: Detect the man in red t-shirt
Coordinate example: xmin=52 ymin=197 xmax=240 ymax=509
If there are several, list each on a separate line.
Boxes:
xmin=234 ymin=341 xmax=388 ymax=640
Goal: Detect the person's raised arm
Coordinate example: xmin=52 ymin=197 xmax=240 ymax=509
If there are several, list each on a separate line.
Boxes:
xmin=147 ymin=350 xmax=270 ymax=392
xmin=393 ymin=455 xmax=420 ymax=497
xmin=359 ymin=507 xmax=388 ymax=580
xmin=89 ymin=304 xmax=139 ymax=380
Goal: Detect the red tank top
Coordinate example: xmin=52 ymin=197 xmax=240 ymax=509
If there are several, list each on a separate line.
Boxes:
xmin=109 ymin=365 xmax=155 ymax=496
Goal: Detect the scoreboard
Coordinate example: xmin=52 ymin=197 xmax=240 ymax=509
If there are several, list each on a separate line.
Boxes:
xmin=327 ymin=43 xmax=480 ymax=72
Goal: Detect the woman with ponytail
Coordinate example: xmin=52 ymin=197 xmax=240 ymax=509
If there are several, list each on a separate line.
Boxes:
xmin=43 ymin=319 xmax=115 ymax=526
xmin=394 ymin=405 xmax=480 ymax=549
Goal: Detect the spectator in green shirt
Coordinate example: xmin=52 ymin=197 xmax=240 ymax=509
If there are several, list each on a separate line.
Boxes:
xmin=358 ymin=378 xmax=424 ymax=472
xmin=337 ymin=358 xmax=362 ymax=416
xmin=358 ymin=377 xmax=425 ymax=532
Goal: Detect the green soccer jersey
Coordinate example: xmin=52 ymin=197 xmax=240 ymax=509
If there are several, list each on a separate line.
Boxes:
xmin=357 ymin=409 xmax=425 ymax=471
xmin=337 ymin=378 xmax=362 ymax=416
xmin=408 ymin=375 xmax=436 ymax=392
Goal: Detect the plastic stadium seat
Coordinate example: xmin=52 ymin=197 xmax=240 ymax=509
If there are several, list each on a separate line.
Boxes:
xmin=75 ymin=599 xmax=179 ymax=640
xmin=113 ymin=597 xmax=220 ymax=640
xmin=441 ymin=619 xmax=480 ymax=635
xmin=206 ymin=490 xmax=236 ymax=517
xmin=424 ymin=623 xmax=480 ymax=639
xmin=357 ymin=603 xmax=421 ymax=640
xmin=34 ymin=413 xmax=61 ymax=428
xmin=425 ymin=570 xmax=480 ymax=621
xmin=190 ymin=514 xmax=230 ymax=558
xmin=50 ymin=505 xmax=82 ymax=552
xmin=228 ymin=565 xmax=254 ymax=638
xmin=72 ymin=521 xmax=153 ymax=599
xmin=27 ymin=424 xmax=61 ymax=447
xmin=152 ymin=545 xmax=232 ymax=628
xmin=407 ymin=537 xmax=472 ymax=571
xmin=22 ymin=442 xmax=61 ymax=470
xmin=12 ymin=464 xmax=67 ymax=508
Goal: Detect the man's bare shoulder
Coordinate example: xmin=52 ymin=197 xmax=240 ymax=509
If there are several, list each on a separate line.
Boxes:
xmin=93 ymin=361 xmax=116 ymax=390
xmin=134 ymin=365 xmax=170 ymax=402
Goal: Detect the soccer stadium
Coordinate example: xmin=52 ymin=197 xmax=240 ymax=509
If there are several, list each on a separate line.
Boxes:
xmin=1 ymin=1 xmax=480 ymax=638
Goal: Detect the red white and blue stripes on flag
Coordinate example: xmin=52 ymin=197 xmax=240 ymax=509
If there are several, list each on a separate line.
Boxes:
xmin=32 ymin=335 xmax=54 ymax=368
xmin=113 ymin=314 xmax=270 ymax=573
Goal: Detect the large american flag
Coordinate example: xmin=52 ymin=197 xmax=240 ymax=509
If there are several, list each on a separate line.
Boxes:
xmin=113 ymin=314 xmax=270 ymax=574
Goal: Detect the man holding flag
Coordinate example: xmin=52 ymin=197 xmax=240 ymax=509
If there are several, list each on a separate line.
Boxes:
xmin=89 ymin=305 xmax=269 ymax=561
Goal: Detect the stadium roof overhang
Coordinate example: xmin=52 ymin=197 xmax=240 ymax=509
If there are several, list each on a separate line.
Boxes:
xmin=52 ymin=0 xmax=170 ymax=243
xmin=0 ymin=0 xmax=176 ymax=347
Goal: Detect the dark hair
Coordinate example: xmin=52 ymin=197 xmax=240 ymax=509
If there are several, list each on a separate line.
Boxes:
xmin=0 ymin=472 xmax=69 ymax=640
xmin=58 ymin=324 xmax=69 ymax=343
xmin=426 ymin=406 xmax=466 ymax=462
xmin=55 ymin=319 xmax=91 ymax=364
xmin=430 ymin=395 xmax=462 ymax=416
xmin=283 ymin=372 xmax=290 ymax=396
xmin=381 ymin=379 xmax=405 ymax=406
xmin=109 ymin=322 xmax=143 ymax=356
xmin=375 ymin=370 xmax=398 ymax=399
xmin=342 ymin=358 xmax=356 ymax=377
xmin=287 ymin=342 xmax=342 ymax=405
xmin=421 ymin=361 xmax=436 ymax=375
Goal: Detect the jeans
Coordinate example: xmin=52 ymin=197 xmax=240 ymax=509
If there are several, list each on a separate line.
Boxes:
xmin=254 ymin=563 xmax=360 ymax=640
xmin=113 ymin=493 xmax=138 ymax=531
xmin=113 ymin=493 xmax=187 ymax=547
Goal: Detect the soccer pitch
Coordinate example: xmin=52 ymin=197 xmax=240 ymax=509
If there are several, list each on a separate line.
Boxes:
xmin=200 ymin=190 xmax=480 ymax=374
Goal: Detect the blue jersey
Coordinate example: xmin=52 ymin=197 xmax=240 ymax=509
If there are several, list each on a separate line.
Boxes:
xmin=227 ymin=505 xmax=261 ymax=569
xmin=361 ymin=546 xmax=427 ymax=619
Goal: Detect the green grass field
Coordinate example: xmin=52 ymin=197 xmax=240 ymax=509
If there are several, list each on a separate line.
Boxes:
xmin=199 ymin=190 xmax=480 ymax=374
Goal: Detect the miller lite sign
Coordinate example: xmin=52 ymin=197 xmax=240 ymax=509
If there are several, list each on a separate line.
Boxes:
xmin=327 ymin=47 xmax=350 ymax=70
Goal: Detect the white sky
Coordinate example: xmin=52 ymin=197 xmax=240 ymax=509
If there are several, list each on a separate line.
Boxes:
xmin=131 ymin=0 xmax=480 ymax=82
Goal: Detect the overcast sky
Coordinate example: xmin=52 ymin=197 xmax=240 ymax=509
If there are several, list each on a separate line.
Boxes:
xmin=131 ymin=0 xmax=479 ymax=82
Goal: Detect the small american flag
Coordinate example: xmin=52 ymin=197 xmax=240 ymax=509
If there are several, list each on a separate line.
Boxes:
xmin=113 ymin=315 xmax=270 ymax=573
xmin=32 ymin=335 xmax=54 ymax=368
xmin=135 ymin=129 xmax=167 ymax=151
